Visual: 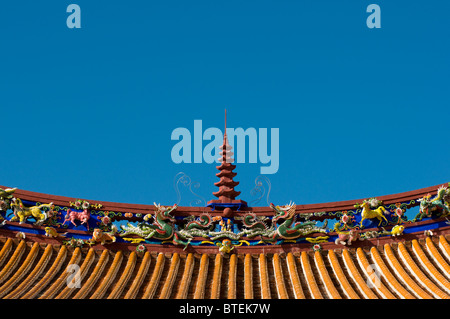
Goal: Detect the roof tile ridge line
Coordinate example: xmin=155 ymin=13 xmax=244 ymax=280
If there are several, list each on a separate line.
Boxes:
xmin=313 ymin=250 xmax=342 ymax=299
xmin=369 ymin=246 xmax=415 ymax=299
xmin=244 ymin=254 xmax=253 ymax=299
xmin=410 ymin=240 xmax=450 ymax=295
xmin=226 ymin=254 xmax=237 ymax=299
xmin=0 ymin=238 xmax=13 ymax=269
xmin=123 ymin=251 xmax=151 ymax=299
xmin=355 ymin=247 xmax=395 ymax=299
xmin=382 ymin=243 xmax=430 ymax=299
xmin=438 ymin=236 xmax=450 ymax=262
xmin=0 ymin=241 xmax=40 ymax=298
xmin=174 ymin=253 xmax=194 ymax=299
xmin=397 ymin=242 xmax=448 ymax=299
xmin=23 ymin=245 xmax=69 ymax=299
xmin=285 ymin=252 xmax=306 ymax=299
xmin=4 ymin=243 xmax=54 ymax=299
xmin=272 ymin=253 xmax=289 ymax=299
xmin=73 ymin=249 xmax=110 ymax=299
xmin=106 ymin=251 xmax=134 ymax=299
xmin=209 ymin=254 xmax=223 ymax=299
xmin=95 ymin=250 xmax=125 ymax=299
xmin=158 ymin=253 xmax=181 ymax=299
xmin=425 ymin=237 xmax=450 ymax=280
xmin=341 ymin=249 xmax=377 ymax=299
xmin=300 ymin=251 xmax=323 ymax=299
xmin=259 ymin=253 xmax=271 ymax=299
xmin=0 ymin=240 xmax=26 ymax=286
xmin=193 ymin=254 xmax=209 ymax=299
xmin=142 ymin=252 xmax=165 ymax=299
xmin=327 ymin=250 xmax=360 ymax=299
xmin=55 ymin=247 xmax=96 ymax=299
xmin=38 ymin=246 xmax=82 ymax=299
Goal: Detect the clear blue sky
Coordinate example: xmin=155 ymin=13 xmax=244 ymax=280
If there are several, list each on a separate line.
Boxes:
xmin=1 ymin=1 xmax=449 ymax=207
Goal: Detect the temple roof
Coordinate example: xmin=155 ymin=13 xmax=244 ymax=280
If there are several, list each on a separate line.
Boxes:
xmin=0 ymin=181 xmax=449 ymax=299
xmin=0 ymin=235 xmax=449 ymax=299
xmin=0 ymin=107 xmax=449 ymax=300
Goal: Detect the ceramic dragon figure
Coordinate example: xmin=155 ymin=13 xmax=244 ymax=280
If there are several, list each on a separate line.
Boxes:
xmin=269 ymin=202 xmax=328 ymax=241
xmin=415 ymin=185 xmax=450 ymax=221
xmin=120 ymin=203 xmax=178 ymax=240
xmin=173 ymin=213 xmax=219 ymax=249
xmin=0 ymin=187 xmax=16 ymax=213
xmin=237 ymin=213 xmax=275 ymax=238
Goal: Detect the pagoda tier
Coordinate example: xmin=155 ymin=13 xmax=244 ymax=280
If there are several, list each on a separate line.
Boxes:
xmin=207 ymin=110 xmax=247 ymax=207
xmin=210 ymin=132 xmax=243 ymax=203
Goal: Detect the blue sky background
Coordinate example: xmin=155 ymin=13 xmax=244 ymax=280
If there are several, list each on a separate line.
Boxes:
xmin=0 ymin=0 xmax=449 ymax=208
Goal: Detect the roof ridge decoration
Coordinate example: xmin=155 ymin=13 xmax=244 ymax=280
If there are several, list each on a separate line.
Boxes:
xmin=207 ymin=110 xmax=247 ymax=213
xmin=0 ymin=181 xmax=450 ymax=254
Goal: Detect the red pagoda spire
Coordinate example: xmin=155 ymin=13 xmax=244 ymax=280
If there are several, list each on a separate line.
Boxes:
xmin=208 ymin=110 xmax=247 ymax=208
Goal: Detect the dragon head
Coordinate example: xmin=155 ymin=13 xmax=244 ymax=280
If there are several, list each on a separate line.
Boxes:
xmin=10 ymin=197 xmax=24 ymax=210
xmin=153 ymin=202 xmax=177 ymax=223
xmin=271 ymin=201 xmax=296 ymax=223
xmin=418 ymin=195 xmax=432 ymax=214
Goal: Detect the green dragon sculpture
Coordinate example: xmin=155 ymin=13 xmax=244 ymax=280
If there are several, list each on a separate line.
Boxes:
xmin=268 ymin=202 xmax=328 ymax=242
xmin=414 ymin=185 xmax=450 ymax=221
xmin=0 ymin=187 xmax=16 ymax=212
xmin=236 ymin=213 xmax=275 ymax=238
xmin=173 ymin=213 xmax=219 ymax=249
xmin=119 ymin=203 xmax=178 ymax=240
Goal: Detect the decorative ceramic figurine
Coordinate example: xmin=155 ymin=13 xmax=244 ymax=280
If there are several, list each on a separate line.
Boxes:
xmin=356 ymin=199 xmax=388 ymax=227
xmin=63 ymin=209 xmax=91 ymax=229
xmin=335 ymin=229 xmax=361 ymax=245
xmin=9 ymin=198 xmax=53 ymax=225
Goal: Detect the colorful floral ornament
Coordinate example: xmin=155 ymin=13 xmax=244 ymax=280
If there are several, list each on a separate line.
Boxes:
xmin=217 ymin=239 xmax=234 ymax=255
xmin=63 ymin=238 xmax=85 ymax=248
xmin=101 ymin=216 xmax=111 ymax=225
xmin=69 ymin=199 xmax=103 ymax=210
xmin=94 ymin=211 xmax=121 ymax=232
xmin=42 ymin=206 xmax=66 ymax=228
xmin=394 ymin=206 xmax=403 ymax=219
xmin=136 ymin=244 xmax=146 ymax=255
xmin=312 ymin=243 xmax=322 ymax=252
xmin=341 ymin=212 xmax=350 ymax=224
xmin=332 ymin=211 xmax=358 ymax=232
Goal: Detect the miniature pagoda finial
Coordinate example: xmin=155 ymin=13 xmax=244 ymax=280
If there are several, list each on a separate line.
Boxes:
xmin=224 ymin=108 xmax=227 ymax=137
xmin=207 ymin=110 xmax=247 ymax=210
